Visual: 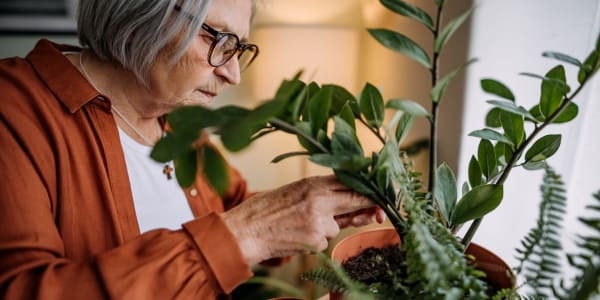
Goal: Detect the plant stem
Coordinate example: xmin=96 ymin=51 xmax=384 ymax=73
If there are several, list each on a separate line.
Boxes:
xmin=359 ymin=118 xmax=386 ymax=145
xmin=461 ymin=81 xmax=588 ymax=246
xmin=268 ymin=118 xmax=329 ymax=153
xmin=427 ymin=3 xmax=444 ymax=193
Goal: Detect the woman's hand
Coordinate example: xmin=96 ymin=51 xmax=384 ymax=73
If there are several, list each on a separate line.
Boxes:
xmin=221 ymin=175 xmax=383 ymax=265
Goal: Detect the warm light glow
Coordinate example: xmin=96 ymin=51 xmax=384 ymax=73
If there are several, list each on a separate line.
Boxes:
xmin=250 ymin=25 xmax=360 ymax=100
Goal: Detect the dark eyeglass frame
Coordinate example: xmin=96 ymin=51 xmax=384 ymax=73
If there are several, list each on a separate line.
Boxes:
xmin=200 ymin=23 xmax=259 ymax=70
xmin=173 ymin=4 xmax=259 ymax=71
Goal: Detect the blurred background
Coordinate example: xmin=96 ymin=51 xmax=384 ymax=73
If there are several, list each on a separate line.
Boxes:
xmin=1 ymin=0 xmax=599 ymax=298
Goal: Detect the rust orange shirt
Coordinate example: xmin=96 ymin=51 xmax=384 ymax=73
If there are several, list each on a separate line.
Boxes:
xmin=0 ymin=39 xmax=253 ymax=299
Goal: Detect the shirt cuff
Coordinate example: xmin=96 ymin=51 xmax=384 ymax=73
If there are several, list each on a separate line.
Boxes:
xmin=183 ymin=212 xmax=253 ymax=293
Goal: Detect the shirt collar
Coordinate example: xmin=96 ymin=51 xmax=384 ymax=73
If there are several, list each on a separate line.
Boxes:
xmin=26 ymin=39 xmax=103 ymax=113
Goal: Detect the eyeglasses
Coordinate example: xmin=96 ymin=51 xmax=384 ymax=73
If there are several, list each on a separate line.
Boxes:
xmin=173 ymin=4 xmax=259 ymax=72
xmin=201 ymin=23 xmax=259 ymax=72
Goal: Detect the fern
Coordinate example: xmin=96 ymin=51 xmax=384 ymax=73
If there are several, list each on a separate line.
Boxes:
xmin=553 ymin=191 xmax=600 ymax=300
xmin=514 ymin=166 xmax=566 ymax=297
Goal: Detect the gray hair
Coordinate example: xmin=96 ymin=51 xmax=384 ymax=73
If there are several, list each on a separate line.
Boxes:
xmin=77 ymin=0 xmax=212 ymax=85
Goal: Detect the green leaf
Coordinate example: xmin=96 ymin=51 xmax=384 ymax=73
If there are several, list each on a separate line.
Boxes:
xmin=552 ymin=102 xmax=578 ymax=123
xmin=540 ymin=65 xmax=568 ymax=118
xmin=431 ymin=58 xmax=477 ymax=103
xmin=325 ymin=84 xmax=360 ymax=116
xmin=485 ymin=107 xmax=503 ymax=128
xmin=523 ymin=160 xmax=547 ymax=171
xmin=359 ymin=83 xmax=385 ymax=128
xmin=386 ymin=99 xmax=431 ymax=119
xmin=468 ymin=129 xmax=513 ymax=146
xmin=578 ymin=49 xmax=599 ymax=84
xmin=435 ymin=7 xmax=473 ymax=54
xmin=500 ymin=111 xmax=525 ymax=148
xmin=309 ymin=154 xmax=370 ymax=172
xmin=368 ymin=28 xmax=431 ymax=69
xmin=151 ymin=132 xmax=194 ymax=163
xmin=202 ymin=146 xmax=229 ymax=196
xmin=495 ymin=142 xmax=513 ymax=166
xmin=525 ymin=134 xmax=562 ymax=162
xmin=338 ymin=103 xmax=356 ymax=131
xmin=174 ymin=150 xmax=198 ymax=188
xmin=308 ymin=87 xmax=333 ymax=134
xmin=296 ymin=121 xmax=321 ymax=153
xmin=486 ymin=100 xmax=537 ymax=121
xmin=271 ymin=151 xmax=310 ymax=163
xmin=334 ymin=170 xmax=375 ymax=195
xmin=451 ymin=184 xmax=503 ymax=225
xmin=520 ymin=72 xmax=571 ymax=99
xmin=480 ymin=79 xmax=515 ymax=101
xmin=395 ymin=113 xmax=415 ymax=144
xmin=468 ymin=155 xmax=483 ymax=188
xmin=331 ymin=116 xmax=363 ymax=156
xmin=542 ymin=51 xmax=584 ymax=68
xmin=380 ymin=0 xmax=434 ymax=30
xmin=477 ymin=139 xmax=496 ymax=179
xmin=434 ymin=162 xmax=457 ymax=223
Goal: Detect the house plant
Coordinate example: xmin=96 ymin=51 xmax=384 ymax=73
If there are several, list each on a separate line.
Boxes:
xmin=150 ymin=0 xmax=600 ymax=298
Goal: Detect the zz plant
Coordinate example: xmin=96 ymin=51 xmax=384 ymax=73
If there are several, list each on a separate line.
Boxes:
xmin=151 ymin=0 xmax=600 ymax=298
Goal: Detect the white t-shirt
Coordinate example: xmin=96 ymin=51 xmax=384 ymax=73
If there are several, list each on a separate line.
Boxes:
xmin=117 ymin=127 xmax=194 ymax=233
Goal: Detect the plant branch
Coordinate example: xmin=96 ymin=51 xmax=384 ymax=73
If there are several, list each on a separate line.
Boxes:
xmin=358 ymin=117 xmax=386 ymax=145
xmin=461 ymin=81 xmax=589 ymax=246
xmin=427 ymin=3 xmax=444 ymax=193
xmin=268 ymin=118 xmax=329 ymax=153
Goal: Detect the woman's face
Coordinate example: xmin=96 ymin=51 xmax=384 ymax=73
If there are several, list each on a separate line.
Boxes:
xmin=145 ymin=0 xmax=253 ymax=116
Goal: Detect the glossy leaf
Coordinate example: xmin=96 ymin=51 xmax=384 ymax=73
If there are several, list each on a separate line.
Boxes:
xmin=530 ymin=102 xmax=578 ymax=124
xmin=485 ymin=107 xmax=503 ymax=128
xmin=395 ymin=113 xmax=415 ymax=144
xmin=542 ymin=51 xmax=584 ymax=68
xmin=520 ymin=72 xmax=571 ymax=99
xmin=451 ymin=184 xmax=503 ymax=225
xmin=309 ymin=154 xmax=370 ymax=172
xmin=167 ymin=105 xmax=225 ymax=132
xmin=386 ymin=99 xmax=431 ymax=119
xmin=540 ymin=65 xmax=567 ymax=118
xmin=331 ymin=116 xmax=363 ymax=156
xmin=578 ymin=48 xmax=599 ymax=84
xmin=523 ymin=160 xmax=547 ymax=171
xmin=308 ymin=87 xmax=333 ymax=134
xmin=468 ymin=128 xmax=513 ymax=146
xmin=468 ymin=155 xmax=483 ymax=188
xmin=431 ymin=58 xmax=476 ymax=103
xmin=334 ymin=170 xmax=375 ymax=195
xmin=325 ymin=84 xmax=360 ymax=116
xmin=552 ymin=102 xmax=579 ymax=123
xmin=486 ymin=100 xmax=536 ymax=121
xmin=271 ymin=151 xmax=310 ymax=163
xmin=435 ymin=7 xmax=473 ymax=54
xmin=296 ymin=121 xmax=321 ymax=153
xmin=174 ymin=150 xmax=198 ymax=188
xmin=338 ymin=103 xmax=356 ymax=131
xmin=434 ymin=162 xmax=457 ymax=223
xmin=380 ymin=0 xmax=434 ymax=30
xmin=500 ymin=111 xmax=525 ymax=148
xmin=481 ymin=79 xmax=515 ymax=101
xmin=495 ymin=142 xmax=513 ymax=166
xmin=151 ymin=132 xmax=194 ymax=163
xmin=359 ymin=83 xmax=385 ymax=128
xmin=368 ymin=28 xmax=431 ymax=69
xmin=525 ymin=134 xmax=562 ymax=162
xmin=202 ymin=146 xmax=229 ymax=196
xmin=477 ymin=139 xmax=496 ymax=179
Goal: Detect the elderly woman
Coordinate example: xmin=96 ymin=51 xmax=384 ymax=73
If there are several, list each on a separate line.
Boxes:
xmin=0 ymin=0 xmax=383 ymax=298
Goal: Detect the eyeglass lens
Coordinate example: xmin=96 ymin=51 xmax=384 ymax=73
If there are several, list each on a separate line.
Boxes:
xmin=211 ymin=33 xmax=258 ymax=71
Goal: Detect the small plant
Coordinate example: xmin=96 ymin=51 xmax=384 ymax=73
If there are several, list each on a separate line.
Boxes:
xmin=151 ymin=0 xmax=600 ymax=298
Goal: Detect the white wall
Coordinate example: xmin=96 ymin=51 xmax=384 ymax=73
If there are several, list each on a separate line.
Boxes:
xmin=458 ymin=0 xmax=600 ymax=282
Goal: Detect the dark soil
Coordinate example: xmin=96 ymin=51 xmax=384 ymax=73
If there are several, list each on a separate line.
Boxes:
xmin=342 ymin=245 xmax=405 ymax=285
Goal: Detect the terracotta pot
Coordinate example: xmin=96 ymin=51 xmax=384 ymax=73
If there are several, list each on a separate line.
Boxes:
xmin=329 ymin=227 xmax=512 ymax=299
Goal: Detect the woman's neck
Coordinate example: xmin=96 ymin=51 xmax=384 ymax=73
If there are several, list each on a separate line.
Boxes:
xmin=69 ymin=50 xmax=163 ymax=145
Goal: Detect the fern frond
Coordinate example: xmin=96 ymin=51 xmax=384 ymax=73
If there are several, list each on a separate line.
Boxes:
xmin=301 ymin=267 xmax=347 ymax=294
xmin=514 ymin=166 xmax=566 ymax=297
xmin=554 ymin=190 xmax=600 ymax=300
